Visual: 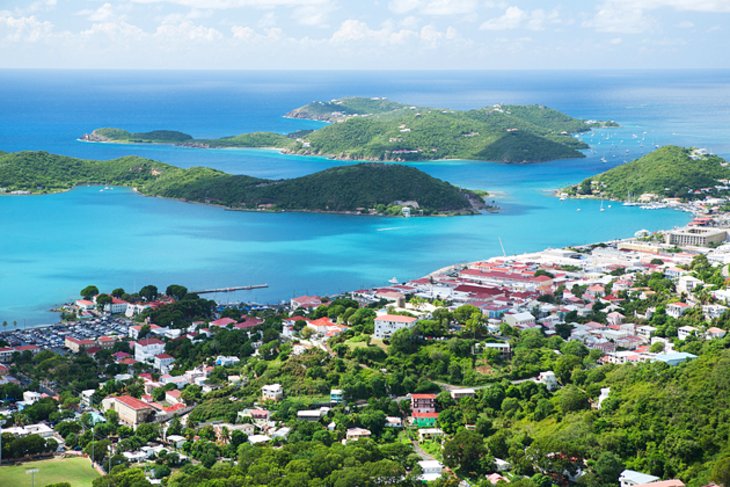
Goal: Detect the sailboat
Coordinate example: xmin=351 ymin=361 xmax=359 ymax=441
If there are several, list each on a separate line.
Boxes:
xmin=388 ymin=277 xmax=399 ymax=284
xmin=600 ymin=200 xmax=605 ymax=212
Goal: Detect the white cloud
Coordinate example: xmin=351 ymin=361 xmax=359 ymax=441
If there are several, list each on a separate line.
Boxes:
xmin=388 ymin=0 xmax=477 ymax=16
xmin=0 ymin=14 xmax=53 ymax=42
xmin=130 ymin=0 xmax=331 ymax=8
xmin=78 ymin=3 xmax=116 ymax=22
xmin=480 ymin=6 xmax=563 ymax=31
xmin=293 ymin=3 xmax=336 ymax=28
xmin=479 ymin=6 xmax=525 ymax=30
xmin=587 ymin=0 xmax=730 ymax=34
xmin=155 ymin=20 xmax=223 ymax=41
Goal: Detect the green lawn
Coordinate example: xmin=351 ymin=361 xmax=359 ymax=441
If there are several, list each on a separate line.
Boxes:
xmin=0 ymin=457 xmax=100 ymax=487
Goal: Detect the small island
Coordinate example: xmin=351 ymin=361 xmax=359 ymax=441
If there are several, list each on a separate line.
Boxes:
xmin=562 ymin=146 xmax=730 ymax=202
xmin=81 ymin=97 xmax=617 ymax=164
xmin=0 ymin=151 xmax=489 ymax=216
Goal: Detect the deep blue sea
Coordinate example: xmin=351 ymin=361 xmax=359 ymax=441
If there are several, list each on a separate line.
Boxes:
xmin=2 ymin=70 xmax=729 ymax=326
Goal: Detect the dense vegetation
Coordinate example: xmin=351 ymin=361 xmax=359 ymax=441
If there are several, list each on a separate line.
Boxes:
xmin=565 ymin=146 xmax=730 ymax=200
xmin=90 ymin=128 xmax=193 ymax=143
xmin=285 ymin=96 xmax=408 ymax=122
xmin=85 ymin=97 xmax=614 ymax=163
xmin=0 ymin=151 xmax=483 ymax=214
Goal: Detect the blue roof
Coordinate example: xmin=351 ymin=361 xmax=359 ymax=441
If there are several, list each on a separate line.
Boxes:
xmin=655 ymin=352 xmax=697 ymax=365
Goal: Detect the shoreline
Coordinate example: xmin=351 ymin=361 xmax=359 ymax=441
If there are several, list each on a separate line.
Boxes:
xmin=77 ymin=137 xmax=586 ymax=165
xmin=3 ymin=211 xmax=693 ymax=333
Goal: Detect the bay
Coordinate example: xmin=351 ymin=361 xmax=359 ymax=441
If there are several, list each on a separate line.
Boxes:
xmin=2 ymin=69 xmax=729 ymax=325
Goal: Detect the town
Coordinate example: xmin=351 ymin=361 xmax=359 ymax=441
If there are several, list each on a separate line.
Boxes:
xmin=2 ymin=213 xmax=730 ymax=486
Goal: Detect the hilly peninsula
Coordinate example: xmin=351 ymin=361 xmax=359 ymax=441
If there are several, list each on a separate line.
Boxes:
xmin=0 ymin=151 xmax=486 ymax=215
xmin=563 ymin=146 xmax=730 ymax=201
xmin=82 ymin=97 xmax=616 ymax=163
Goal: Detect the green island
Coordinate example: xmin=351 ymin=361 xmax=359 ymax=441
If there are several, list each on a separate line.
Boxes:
xmin=563 ymin=145 xmax=730 ymax=201
xmin=82 ymin=97 xmax=618 ymax=163
xmin=0 ymin=151 xmax=487 ymax=215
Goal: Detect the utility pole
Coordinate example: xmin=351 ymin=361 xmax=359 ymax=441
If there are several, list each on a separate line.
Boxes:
xmin=26 ymin=468 xmax=39 ymax=487
xmin=0 ymin=418 xmax=5 ymax=466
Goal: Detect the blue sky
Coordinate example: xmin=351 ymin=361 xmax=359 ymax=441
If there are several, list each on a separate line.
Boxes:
xmin=1 ymin=0 xmax=729 ymax=69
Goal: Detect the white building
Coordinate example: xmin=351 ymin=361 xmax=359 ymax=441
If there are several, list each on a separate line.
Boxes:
xmin=134 ymin=338 xmax=165 ymax=363
xmin=504 ymin=311 xmax=536 ymax=328
xmin=262 ymin=384 xmax=283 ymax=401
xmin=677 ymin=326 xmax=699 ymax=340
xmin=373 ymin=314 xmax=417 ymax=339
xmin=619 ymin=470 xmax=660 ymax=487
xmin=418 ymin=460 xmax=443 ymax=482
xmin=537 ymin=371 xmax=559 ymax=391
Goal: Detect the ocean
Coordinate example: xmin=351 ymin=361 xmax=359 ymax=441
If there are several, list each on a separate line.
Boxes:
xmin=2 ymin=69 xmax=729 ymax=326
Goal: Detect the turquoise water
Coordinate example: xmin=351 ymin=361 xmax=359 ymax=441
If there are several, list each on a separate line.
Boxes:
xmin=2 ymin=70 xmax=729 ymax=325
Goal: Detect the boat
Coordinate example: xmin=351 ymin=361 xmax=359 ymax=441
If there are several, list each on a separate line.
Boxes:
xmin=388 ymin=277 xmax=399 ymax=284
xmin=576 ymin=208 xmax=581 ymax=212
xmin=600 ymin=156 xmax=608 ymax=163
xmin=600 ymin=200 xmax=605 ymax=212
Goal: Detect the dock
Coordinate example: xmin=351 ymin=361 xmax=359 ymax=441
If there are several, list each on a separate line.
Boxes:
xmin=191 ymin=284 xmax=268 ymax=294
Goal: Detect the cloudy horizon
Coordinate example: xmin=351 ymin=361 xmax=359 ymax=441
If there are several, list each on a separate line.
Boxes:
xmin=1 ymin=0 xmax=729 ymax=70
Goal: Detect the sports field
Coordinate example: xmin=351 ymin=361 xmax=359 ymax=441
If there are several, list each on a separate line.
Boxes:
xmin=0 ymin=457 xmax=100 ymax=487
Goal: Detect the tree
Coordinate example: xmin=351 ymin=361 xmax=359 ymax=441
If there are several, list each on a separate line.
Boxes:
xmin=139 ymin=285 xmax=159 ymax=302
xmin=443 ymin=429 xmax=488 ymax=475
xmin=165 ymin=284 xmax=188 ymax=300
xmin=713 ymin=457 xmax=730 ymax=487
xmin=389 ymin=328 xmax=418 ymax=354
xmin=81 ymin=285 xmax=99 ymax=300
xmin=111 ymin=288 xmax=125 ymax=298
xmin=592 ymin=452 xmax=625 ymax=487
xmin=96 ymin=294 xmax=112 ymax=311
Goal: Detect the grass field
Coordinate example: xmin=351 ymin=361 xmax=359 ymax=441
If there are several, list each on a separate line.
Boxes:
xmin=0 ymin=457 xmax=100 ymax=487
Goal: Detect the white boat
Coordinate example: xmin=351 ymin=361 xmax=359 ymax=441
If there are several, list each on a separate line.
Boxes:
xmin=600 ymin=157 xmax=608 ymax=163
xmin=388 ymin=277 xmax=398 ymax=284
xmin=576 ymin=208 xmax=581 ymax=212
xmin=600 ymin=200 xmax=605 ymax=212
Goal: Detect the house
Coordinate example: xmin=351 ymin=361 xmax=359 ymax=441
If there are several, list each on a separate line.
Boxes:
xmin=504 ymin=311 xmax=535 ymax=328
xmin=215 ymin=355 xmax=240 ymax=367
xmin=134 ymin=338 xmax=165 ymax=363
xmin=654 ymin=352 xmax=697 ymax=366
xmin=450 ymin=388 xmax=476 ymax=400
xmin=373 ymin=314 xmax=418 ymax=339
xmin=330 ymin=389 xmax=344 ymax=404
xmin=666 ymin=302 xmax=691 ymax=319
xmin=102 ymin=297 xmax=129 ymax=314
xmin=619 ymin=470 xmax=660 ymax=487
xmin=101 ymin=395 xmax=155 ymax=429
xmin=418 ymin=460 xmax=444 ymax=482
xmin=75 ymin=299 xmax=95 ymax=312
xmin=291 ymin=295 xmax=322 ymax=310
xmin=166 ymin=434 xmax=186 ymax=449
xmin=385 ymin=416 xmax=403 ymax=428
xmin=262 ymin=384 xmax=283 ymax=401
xmin=411 ymin=393 xmax=437 ymax=413
xmin=537 ymin=371 xmax=559 ymax=391
xmin=3 ymin=423 xmax=54 ymax=438
xmin=210 ymin=317 xmax=237 ymax=328
xmin=128 ymin=324 xmax=162 ymax=340
xmin=480 ymin=342 xmax=512 ymax=358
xmin=606 ymin=312 xmax=625 ymax=326
xmin=97 ymin=335 xmax=118 ymax=350
xmin=412 ymin=412 xmax=438 ymax=428
xmin=297 ymin=407 xmax=330 ymax=421
xmin=418 ymin=428 xmax=444 ymax=441
xmin=706 ymin=327 xmax=727 ymax=339
xmin=165 ymin=389 xmax=184 ymax=405
xmin=153 ymin=353 xmax=175 ymax=373
xmin=637 ymin=325 xmax=657 ymax=339
xmin=345 ymin=427 xmax=372 ymax=443
xmin=677 ymin=326 xmax=699 ymax=340
xmin=635 ymin=481 xmax=684 ymax=487
xmin=677 ymin=275 xmax=703 ymax=294
xmin=64 ymin=336 xmax=96 ymax=353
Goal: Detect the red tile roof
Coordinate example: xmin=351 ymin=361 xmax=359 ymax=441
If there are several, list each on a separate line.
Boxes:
xmin=114 ymin=395 xmax=153 ymax=411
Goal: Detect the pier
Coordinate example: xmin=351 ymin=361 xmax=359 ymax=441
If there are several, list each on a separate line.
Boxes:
xmin=191 ymin=284 xmax=269 ymax=294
